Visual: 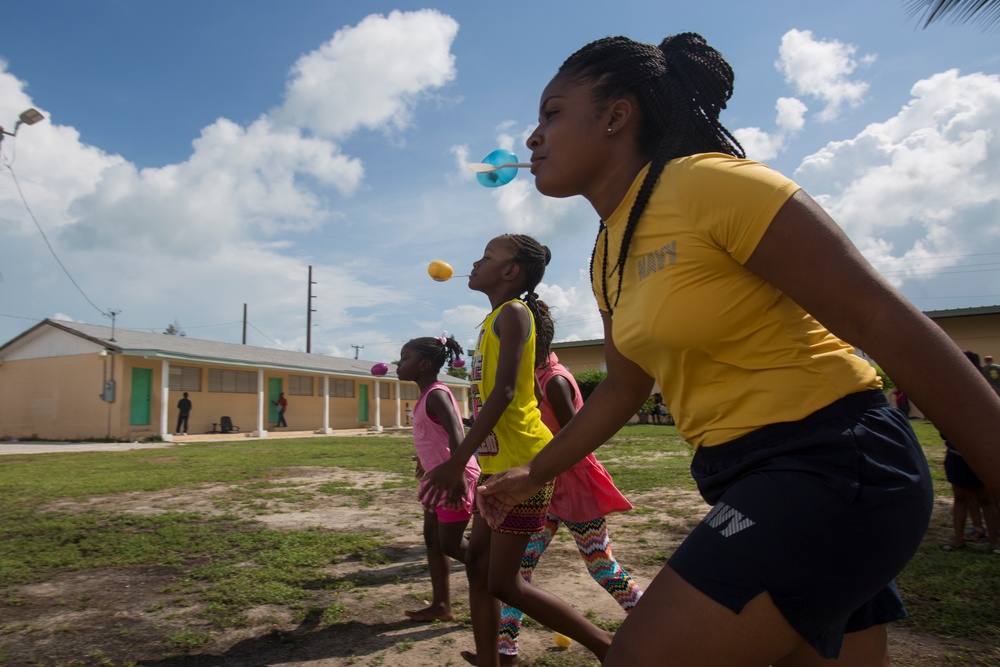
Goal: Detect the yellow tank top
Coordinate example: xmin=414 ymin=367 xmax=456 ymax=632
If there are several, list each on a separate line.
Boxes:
xmin=593 ymin=154 xmax=881 ymax=449
xmin=470 ymin=299 xmax=552 ymax=474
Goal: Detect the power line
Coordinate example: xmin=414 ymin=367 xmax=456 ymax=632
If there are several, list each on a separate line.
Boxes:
xmin=4 ymin=162 xmax=110 ymax=318
xmin=869 ymin=251 xmax=1000 ymax=265
xmin=246 ymin=320 xmax=287 ymax=349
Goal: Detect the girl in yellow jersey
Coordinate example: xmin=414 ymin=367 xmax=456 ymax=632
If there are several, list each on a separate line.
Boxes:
xmin=478 ymin=33 xmax=1000 ymax=667
xmin=422 ymin=234 xmax=613 ymax=666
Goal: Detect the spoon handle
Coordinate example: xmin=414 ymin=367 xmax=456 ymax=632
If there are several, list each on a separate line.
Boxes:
xmin=466 ymin=162 xmax=532 ymax=173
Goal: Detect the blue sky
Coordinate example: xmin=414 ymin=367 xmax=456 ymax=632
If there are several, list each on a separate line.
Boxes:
xmin=1 ymin=1 xmax=998 ymax=363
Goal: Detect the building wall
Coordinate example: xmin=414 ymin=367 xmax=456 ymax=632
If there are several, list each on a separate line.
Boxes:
xmin=0 ymin=354 xmax=120 ymax=440
xmin=933 ymin=314 xmax=1000 ymax=361
xmin=165 ymin=368 xmax=409 ymax=434
xmin=550 ymin=343 xmax=606 ymax=373
xmin=0 ymin=354 xmax=441 ymax=440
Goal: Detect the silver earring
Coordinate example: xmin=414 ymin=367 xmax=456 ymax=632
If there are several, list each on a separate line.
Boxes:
xmin=607 ymin=127 xmax=613 ymax=133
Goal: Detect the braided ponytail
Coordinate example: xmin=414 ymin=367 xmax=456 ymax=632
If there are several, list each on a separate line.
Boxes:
xmin=503 ymin=234 xmax=551 ymax=366
xmin=534 ymin=299 xmax=555 ymax=370
xmin=406 ymin=335 xmax=465 ymax=372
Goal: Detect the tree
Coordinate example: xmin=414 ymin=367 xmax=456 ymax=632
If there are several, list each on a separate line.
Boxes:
xmin=908 ymin=0 xmax=1000 ymax=29
xmin=446 ymin=365 xmax=469 ymax=380
xmin=573 ymin=369 xmax=607 ymax=402
xmin=164 ymin=319 xmax=186 ymax=336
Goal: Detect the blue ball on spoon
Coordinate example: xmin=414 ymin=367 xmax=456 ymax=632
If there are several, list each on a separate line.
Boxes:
xmin=476 ymin=149 xmax=520 ymax=188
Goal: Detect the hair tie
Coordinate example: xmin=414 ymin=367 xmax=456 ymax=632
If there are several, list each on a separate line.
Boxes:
xmin=438 ymin=331 xmax=450 ymax=344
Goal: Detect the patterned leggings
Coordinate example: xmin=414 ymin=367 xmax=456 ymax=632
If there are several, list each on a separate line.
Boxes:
xmin=499 ymin=513 xmax=643 ymax=656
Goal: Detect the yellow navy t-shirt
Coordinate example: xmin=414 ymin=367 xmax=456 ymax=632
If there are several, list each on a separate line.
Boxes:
xmin=594 ymin=154 xmax=881 ymax=449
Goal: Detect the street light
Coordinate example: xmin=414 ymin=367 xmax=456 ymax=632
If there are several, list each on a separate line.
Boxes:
xmin=0 ymin=107 xmax=45 ymax=145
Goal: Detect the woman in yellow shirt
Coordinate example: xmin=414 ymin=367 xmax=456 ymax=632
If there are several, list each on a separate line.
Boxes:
xmin=478 ymin=33 xmax=1000 ymax=667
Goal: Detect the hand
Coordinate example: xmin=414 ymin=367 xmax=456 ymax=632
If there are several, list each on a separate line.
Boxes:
xmin=476 ymin=465 xmax=540 ymax=530
xmin=413 ymin=457 xmax=425 ymax=480
xmin=420 ymin=457 xmax=468 ymax=510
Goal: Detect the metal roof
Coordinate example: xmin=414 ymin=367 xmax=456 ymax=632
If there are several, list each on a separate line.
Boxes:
xmin=2 ymin=319 xmax=466 ymax=385
xmin=920 ymin=305 xmax=1000 ymax=319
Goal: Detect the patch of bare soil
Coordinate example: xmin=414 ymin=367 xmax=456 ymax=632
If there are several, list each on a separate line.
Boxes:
xmin=0 ymin=468 xmax=994 ymax=666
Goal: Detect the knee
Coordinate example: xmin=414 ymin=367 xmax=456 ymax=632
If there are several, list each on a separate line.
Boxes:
xmin=441 ymin=541 xmax=464 ymax=562
xmin=487 ymin=572 xmax=522 ymax=606
xmin=464 ymin=548 xmax=490 ymax=583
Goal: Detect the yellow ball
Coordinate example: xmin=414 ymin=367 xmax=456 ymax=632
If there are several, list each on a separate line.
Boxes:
xmin=428 ymin=260 xmax=454 ymax=282
xmin=553 ymin=632 xmax=572 ymax=648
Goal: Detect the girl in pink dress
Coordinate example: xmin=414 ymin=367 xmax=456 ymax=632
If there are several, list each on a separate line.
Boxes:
xmin=396 ymin=334 xmax=480 ymax=622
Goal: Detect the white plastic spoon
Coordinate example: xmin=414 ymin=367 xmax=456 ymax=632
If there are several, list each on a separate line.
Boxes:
xmin=465 ymin=162 xmax=532 ymax=173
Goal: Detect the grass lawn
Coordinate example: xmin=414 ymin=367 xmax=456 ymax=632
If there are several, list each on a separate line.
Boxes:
xmin=0 ymin=422 xmax=998 ymax=666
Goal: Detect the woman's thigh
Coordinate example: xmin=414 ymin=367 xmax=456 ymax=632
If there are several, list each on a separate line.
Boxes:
xmin=604 ymin=565 xmax=802 ymax=667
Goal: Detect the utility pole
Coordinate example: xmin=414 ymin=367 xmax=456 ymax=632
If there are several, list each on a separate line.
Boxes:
xmin=306 ymin=265 xmax=317 ymax=353
xmin=242 ymin=303 xmax=247 ymax=344
xmin=105 ymin=308 xmax=121 ymax=342
xmin=351 ymin=344 xmax=364 ymax=360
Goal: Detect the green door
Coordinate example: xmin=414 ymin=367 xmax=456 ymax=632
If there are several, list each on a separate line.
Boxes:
xmin=130 ymin=368 xmax=152 ymax=425
xmin=358 ymin=384 xmax=369 ymax=422
xmin=268 ymin=378 xmax=283 ymax=423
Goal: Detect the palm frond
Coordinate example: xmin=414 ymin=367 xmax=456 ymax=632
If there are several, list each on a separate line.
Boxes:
xmin=906 ymin=0 xmax=1000 ymax=28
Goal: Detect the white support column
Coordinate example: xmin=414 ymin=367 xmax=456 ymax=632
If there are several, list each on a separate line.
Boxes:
xmin=395 ymin=382 xmax=402 ymax=427
xmin=160 ymin=359 xmax=172 ymax=441
xmin=372 ymin=380 xmax=383 ymax=432
xmin=255 ymin=369 xmax=268 ymax=437
xmin=319 ymin=376 xmax=332 ymax=434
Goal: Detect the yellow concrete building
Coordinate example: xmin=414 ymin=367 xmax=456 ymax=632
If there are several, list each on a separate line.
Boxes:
xmin=0 ymin=319 xmax=468 ymax=441
xmin=4 ymin=305 xmax=997 ymax=440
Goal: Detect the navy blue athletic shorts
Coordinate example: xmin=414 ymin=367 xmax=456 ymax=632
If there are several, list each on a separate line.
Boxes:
xmin=944 ymin=446 xmax=984 ymax=488
xmin=668 ymin=390 xmax=933 ymax=659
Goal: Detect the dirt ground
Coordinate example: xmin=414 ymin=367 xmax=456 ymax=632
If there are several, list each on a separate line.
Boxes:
xmin=0 ymin=466 xmax=993 ymax=666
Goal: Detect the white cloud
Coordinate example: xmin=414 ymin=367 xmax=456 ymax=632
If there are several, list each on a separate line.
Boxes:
xmin=776 ymin=29 xmax=875 ymax=122
xmin=276 ymin=9 xmax=459 ymax=139
xmin=735 ymin=97 xmax=809 ymax=161
xmin=795 ymin=69 xmax=1000 ymax=285
xmin=60 ymin=117 xmax=363 ymax=254
xmin=0 ymin=11 xmax=464 ymax=350
xmin=538 ymin=275 xmax=603 ymax=342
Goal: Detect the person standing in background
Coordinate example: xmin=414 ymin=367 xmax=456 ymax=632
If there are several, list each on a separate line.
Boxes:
xmin=272 ymin=392 xmax=288 ymax=428
xmin=175 ymin=392 xmax=192 ymax=435
xmin=983 ymin=355 xmax=1000 ymax=391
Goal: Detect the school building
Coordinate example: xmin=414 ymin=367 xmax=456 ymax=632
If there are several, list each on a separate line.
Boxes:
xmin=0 ymin=319 xmax=469 ymax=442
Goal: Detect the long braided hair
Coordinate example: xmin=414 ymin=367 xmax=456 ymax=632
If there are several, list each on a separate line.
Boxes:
xmin=558 ymin=33 xmax=745 ymax=313
xmin=404 ymin=335 xmax=465 ymax=372
xmin=502 ymin=234 xmax=551 ymax=365
xmin=534 ymin=299 xmax=555 ymax=371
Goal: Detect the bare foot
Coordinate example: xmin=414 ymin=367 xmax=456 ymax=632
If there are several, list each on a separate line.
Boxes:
xmin=404 ymin=605 xmax=454 ymax=622
xmin=460 ymin=650 xmax=519 ymax=666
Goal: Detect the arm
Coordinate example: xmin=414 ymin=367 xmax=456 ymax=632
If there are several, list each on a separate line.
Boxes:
xmin=421 ymin=301 xmax=530 ymax=506
xmin=543 ymin=374 xmax=577 ymax=429
xmin=477 ymin=310 xmax=654 ymax=524
xmin=424 ymin=389 xmax=466 ymax=457
xmin=418 ymin=388 xmax=467 ymax=503
xmin=744 ymin=190 xmax=1000 ymax=496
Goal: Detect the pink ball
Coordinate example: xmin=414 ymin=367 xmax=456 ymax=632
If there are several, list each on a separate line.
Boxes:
xmin=370 ymin=362 xmax=388 ymax=376
xmin=453 ymin=358 xmax=466 ymax=368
